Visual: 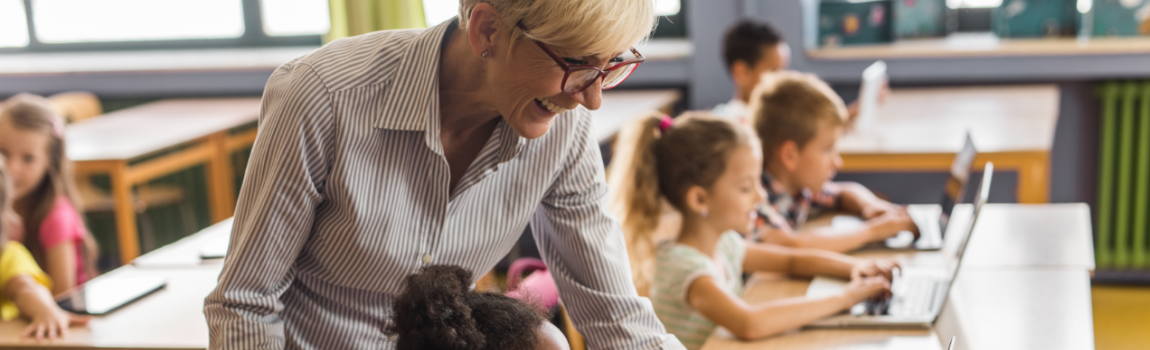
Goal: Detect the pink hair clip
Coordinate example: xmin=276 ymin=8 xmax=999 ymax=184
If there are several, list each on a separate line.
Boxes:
xmin=50 ymin=116 xmax=65 ymax=138
xmin=658 ymin=114 xmax=673 ymax=132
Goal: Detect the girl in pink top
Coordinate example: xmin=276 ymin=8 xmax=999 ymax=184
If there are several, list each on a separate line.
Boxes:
xmin=0 ymin=94 xmax=99 ymax=295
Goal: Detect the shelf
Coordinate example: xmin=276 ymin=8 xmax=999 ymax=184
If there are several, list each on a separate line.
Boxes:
xmin=807 ymin=34 xmax=1150 ymax=60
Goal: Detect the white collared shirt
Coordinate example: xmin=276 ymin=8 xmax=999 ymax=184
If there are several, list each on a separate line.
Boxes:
xmin=204 ymin=18 xmax=683 ymax=350
xmin=711 ymin=98 xmax=750 ymax=124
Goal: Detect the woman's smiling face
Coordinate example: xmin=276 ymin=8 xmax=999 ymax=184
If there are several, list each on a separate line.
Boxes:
xmin=468 ymin=10 xmax=624 ymax=139
xmin=489 ymin=37 xmax=615 ymax=139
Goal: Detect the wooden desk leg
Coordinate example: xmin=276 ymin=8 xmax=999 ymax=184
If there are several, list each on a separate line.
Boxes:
xmin=1016 ymin=152 xmax=1050 ymax=204
xmin=559 ymin=304 xmax=586 ymax=350
xmin=110 ymin=161 xmax=141 ymax=264
xmin=206 ymin=133 xmax=237 ymax=222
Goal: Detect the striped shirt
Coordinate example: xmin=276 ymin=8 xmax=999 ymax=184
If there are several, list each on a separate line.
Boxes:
xmin=203 ymin=19 xmax=683 ymax=350
xmin=651 ymin=232 xmax=745 ymax=350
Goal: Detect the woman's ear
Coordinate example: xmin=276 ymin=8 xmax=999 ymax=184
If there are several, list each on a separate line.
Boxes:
xmin=467 ymin=3 xmax=504 ymax=59
xmin=779 ymin=140 xmax=800 ymax=172
xmin=684 ymin=185 xmax=709 ymax=217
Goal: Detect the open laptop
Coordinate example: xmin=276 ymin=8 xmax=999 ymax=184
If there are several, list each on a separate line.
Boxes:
xmin=834 ymin=132 xmax=978 ymax=250
xmin=805 ymin=163 xmax=993 ymax=328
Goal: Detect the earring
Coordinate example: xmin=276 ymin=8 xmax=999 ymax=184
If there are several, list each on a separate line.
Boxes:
xmin=700 ymin=209 xmax=708 ymax=218
xmin=481 ymin=50 xmax=490 ymax=58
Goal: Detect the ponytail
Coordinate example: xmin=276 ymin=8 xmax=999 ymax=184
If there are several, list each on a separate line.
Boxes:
xmin=607 ymin=113 xmax=671 ymax=296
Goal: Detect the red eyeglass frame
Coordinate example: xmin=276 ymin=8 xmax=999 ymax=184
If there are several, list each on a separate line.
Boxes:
xmin=516 ymin=23 xmax=646 ymax=94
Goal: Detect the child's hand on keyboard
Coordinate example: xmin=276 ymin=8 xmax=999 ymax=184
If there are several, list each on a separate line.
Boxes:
xmin=851 ymin=259 xmax=900 ymax=281
xmin=843 ymin=275 xmax=891 ymax=306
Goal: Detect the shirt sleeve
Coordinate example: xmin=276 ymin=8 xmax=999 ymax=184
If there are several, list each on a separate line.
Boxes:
xmin=37 ymin=198 xmax=85 ymax=249
xmin=531 ymin=109 xmax=686 ymax=350
xmin=0 ymin=242 xmax=52 ymax=321
xmin=203 ymin=60 xmax=334 ymax=350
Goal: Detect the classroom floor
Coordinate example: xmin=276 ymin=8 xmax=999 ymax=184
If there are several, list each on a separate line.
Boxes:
xmin=1093 ymin=285 xmax=1150 ymax=350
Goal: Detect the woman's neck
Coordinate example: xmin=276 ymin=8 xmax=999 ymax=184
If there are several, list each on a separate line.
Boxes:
xmin=437 ymin=23 xmax=502 ymax=137
xmin=675 ymin=215 xmax=727 ymax=259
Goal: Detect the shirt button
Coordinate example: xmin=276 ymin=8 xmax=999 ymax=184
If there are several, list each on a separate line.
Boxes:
xmin=422 ymin=254 xmax=432 ymax=264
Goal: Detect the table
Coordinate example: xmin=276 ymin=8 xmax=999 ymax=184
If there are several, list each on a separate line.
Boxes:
xmin=67 ymin=98 xmax=260 ymax=263
xmin=700 ymin=204 xmax=1095 ymax=349
xmin=590 ymin=89 xmax=681 ymax=143
xmin=0 ymin=266 xmax=220 ymax=350
xmin=131 ymin=218 xmax=232 ymax=269
xmin=838 ymin=85 xmax=1059 ymax=203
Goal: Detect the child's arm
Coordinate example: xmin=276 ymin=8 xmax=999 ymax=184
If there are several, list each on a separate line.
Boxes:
xmin=44 ymin=243 xmax=77 ymax=295
xmin=835 ymin=182 xmax=897 ymax=219
xmin=5 ymin=274 xmax=90 ymax=339
xmin=686 ymin=274 xmax=889 ymax=340
xmin=743 ymin=243 xmax=897 ymax=281
xmin=759 ymin=221 xmax=905 ymax=253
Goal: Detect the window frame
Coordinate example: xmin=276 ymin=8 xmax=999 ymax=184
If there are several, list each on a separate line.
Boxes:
xmin=1 ymin=0 xmax=322 ymax=54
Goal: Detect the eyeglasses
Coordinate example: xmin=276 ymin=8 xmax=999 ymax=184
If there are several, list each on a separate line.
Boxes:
xmin=516 ymin=23 xmax=645 ymax=94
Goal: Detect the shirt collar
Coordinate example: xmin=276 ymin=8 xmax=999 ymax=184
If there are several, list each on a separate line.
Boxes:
xmin=374 ymin=18 xmax=455 ymax=131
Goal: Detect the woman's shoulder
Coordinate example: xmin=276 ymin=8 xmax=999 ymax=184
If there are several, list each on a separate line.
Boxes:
xmin=284 ymin=28 xmax=427 ymax=92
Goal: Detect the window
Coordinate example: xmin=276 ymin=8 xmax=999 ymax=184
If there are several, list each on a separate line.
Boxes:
xmin=420 ymin=0 xmax=685 ymax=37
xmin=654 ymin=0 xmax=681 ymax=16
xmin=2 ymin=0 xmax=326 ymax=53
xmin=947 ymin=0 xmax=1003 ymax=8
xmin=261 ymin=0 xmax=331 ymax=36
xmin=33 ymin=0 xmax=245 ymax=43
xmin=0 ymin=0 xmax=30 ymax=48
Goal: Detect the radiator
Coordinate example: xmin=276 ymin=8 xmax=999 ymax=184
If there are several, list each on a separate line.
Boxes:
xmin=1097 ymin=81 xmax=1150 ymax=270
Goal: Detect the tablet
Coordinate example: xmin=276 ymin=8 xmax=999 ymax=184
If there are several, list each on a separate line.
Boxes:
xmin=56 ymin=276 xmax=167 ymax=315
xmin=855 ymin=60 xmax=887 ymax=132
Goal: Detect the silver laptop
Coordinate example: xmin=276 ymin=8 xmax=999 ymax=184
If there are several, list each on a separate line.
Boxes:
xmin=834 ymin=132 xmax=978 ymax=250
xmin=805 ymin=163 xmax=993 ymax=328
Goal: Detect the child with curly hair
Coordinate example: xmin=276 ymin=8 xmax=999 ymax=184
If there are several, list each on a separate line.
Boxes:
xmin=388 ymin=264 xmax=570 ymax=350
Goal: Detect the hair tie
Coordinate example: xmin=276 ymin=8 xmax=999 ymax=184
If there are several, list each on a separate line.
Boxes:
xmin=51 ymin=116 xmax=65 ymax=139
xmin=658 ymin=115 xmax=673 ymax=132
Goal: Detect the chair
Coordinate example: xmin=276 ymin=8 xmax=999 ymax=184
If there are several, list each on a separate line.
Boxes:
xmin=48 ymin=91 xmax=102 ymax=123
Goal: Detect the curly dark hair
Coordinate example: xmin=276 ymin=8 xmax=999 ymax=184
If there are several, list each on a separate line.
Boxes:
xmin=388 ymin=265 xmax=547 ymax=350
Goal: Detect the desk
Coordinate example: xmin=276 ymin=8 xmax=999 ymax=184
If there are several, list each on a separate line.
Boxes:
xmin=960 ymin=204 xmax=1095 ymax=271
xmin=700 ymin=204 xmax=1095 ymax=349
xmin=590 ymin=89 xmax=681 ymax=143
xmin=67 ymin=98 xmax=260 ymax=263
xmin=701 ymin=269 xmax=1094 ymax=350
xmin=0 ymin=266 xmax=220 ymax=350
xmin=132 ymin=218 xmax=232 ymax=269
xmin=838 ymin=85 xmax=1059 ymax=203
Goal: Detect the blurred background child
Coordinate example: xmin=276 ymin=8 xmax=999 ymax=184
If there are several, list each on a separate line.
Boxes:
xmin=0 ymin=94 xmax=99 ymax=294
xmin=0 ymin=158 xmax=90 ymax=339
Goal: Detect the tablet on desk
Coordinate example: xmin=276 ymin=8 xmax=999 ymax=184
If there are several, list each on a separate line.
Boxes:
xmin=56 ymin=276 xmax=167 ymax=315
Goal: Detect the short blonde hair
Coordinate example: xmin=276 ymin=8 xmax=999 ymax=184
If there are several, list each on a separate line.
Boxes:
xmin=749 ymin=71 xmax=847 ymax=163
xmin=458 ymin=0 xmax=655 ymax=57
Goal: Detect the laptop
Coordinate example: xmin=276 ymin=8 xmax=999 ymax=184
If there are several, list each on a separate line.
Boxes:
xmin=804 ymin=163 xmax=993 ymax=328
xmin=834 ymin=132 xmax=978 ymax=250
xmin=57 ymin=274 xmax=167 ymax=315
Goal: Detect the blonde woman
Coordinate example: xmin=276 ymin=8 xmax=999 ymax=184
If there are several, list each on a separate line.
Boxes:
xmin=203 ymin=0 xmax=684 ymax=349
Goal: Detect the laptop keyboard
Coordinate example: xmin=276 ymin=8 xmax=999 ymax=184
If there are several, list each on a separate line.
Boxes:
xmin=853 ymin=276 xmax=949 ymax=317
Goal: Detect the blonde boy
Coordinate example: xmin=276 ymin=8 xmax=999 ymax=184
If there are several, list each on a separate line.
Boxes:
xmin=749 ymin=71 xmax=914 ymax=252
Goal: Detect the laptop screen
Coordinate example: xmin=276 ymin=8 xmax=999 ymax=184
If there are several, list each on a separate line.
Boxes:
xmin=938 ymin=132 xmax=977 ymax=233
xmin=947 ymin=162 xmax=993 ymax=279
